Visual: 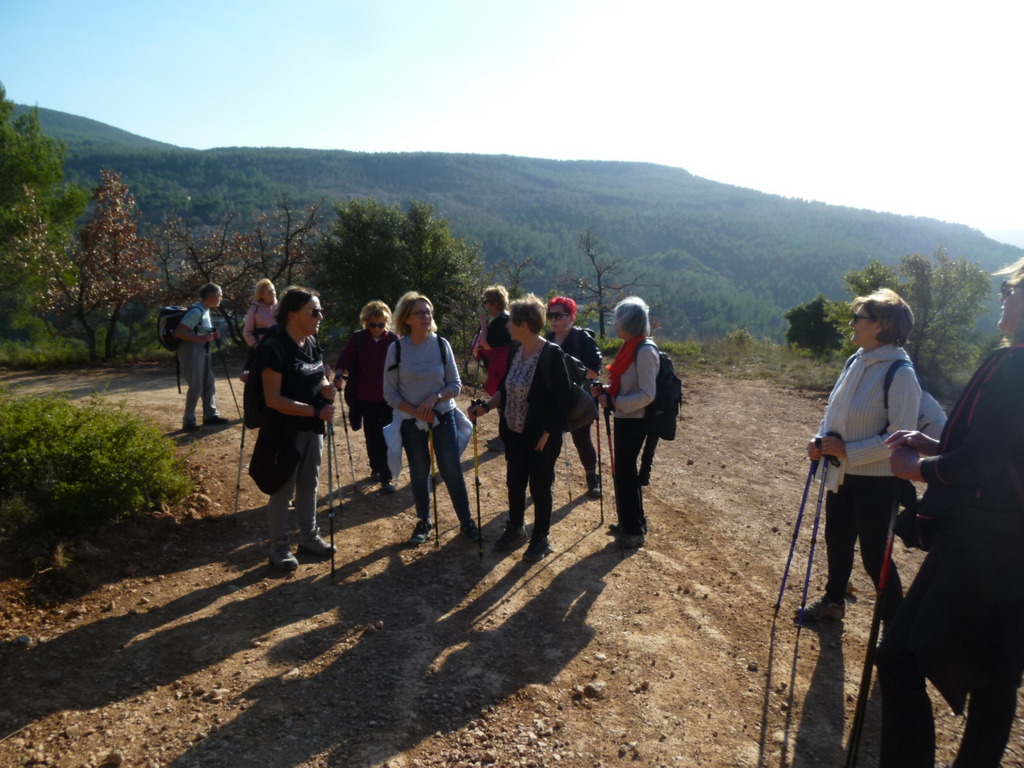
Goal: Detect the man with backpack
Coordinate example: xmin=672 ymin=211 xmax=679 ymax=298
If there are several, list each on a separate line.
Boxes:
xmin=175 ymin=283 xmax=230 ymax=432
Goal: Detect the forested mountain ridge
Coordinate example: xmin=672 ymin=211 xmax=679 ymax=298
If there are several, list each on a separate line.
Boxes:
xmin=20 ymin=104 xmax=1021 ymax=340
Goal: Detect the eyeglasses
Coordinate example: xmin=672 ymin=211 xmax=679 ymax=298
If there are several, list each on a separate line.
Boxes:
xmin=309 ymin=308 xmax=324 ymax=318
xmin=411 ymin=309 xmax=433 ymax=318
xmin=366 ymin=322 xmax=386 ymax=329
xmin=546 ymin=312 xmax=569 ymax=320
xmin=1001 ymin=280 xmax=1014 ymax=300
xmin=851 ymin=313 xmax=876 ymax=323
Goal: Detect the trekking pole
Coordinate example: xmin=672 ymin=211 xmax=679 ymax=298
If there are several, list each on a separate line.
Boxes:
xmin=774 ymin=460 xmax=818 ymax=616
xmin=565 ymin=454 xmax=573 ymax=505
xmin=428 ymin=422 xmax=440 ymax=548
xmin=326 ymin=421 xmax=336 ymax=579
xmin=234 ymin=423 xmax=247 ymax=516
xmin=336 ymin=394 xmax=359 ymax=490
xmin=796 ymin=457 xmax=830 ymax=627
xmin=845 ymin=492 xmax=900 ymax=767
xmin=214 ymin=338 xmax=242 ymax=419
xmin=594 ymin=407 xmax=604 ymax=526
xmin=471 ymin=399 xmax=484 ymax=559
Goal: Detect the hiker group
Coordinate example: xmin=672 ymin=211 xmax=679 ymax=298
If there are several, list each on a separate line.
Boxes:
xmin=164 ymin=253 xmax=1024 ymax=768
xmin=164 ymin=282 xmax=680 ymax=569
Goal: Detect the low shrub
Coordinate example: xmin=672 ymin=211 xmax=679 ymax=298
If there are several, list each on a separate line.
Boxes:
xmin=0 ymin=388 xmax=192 ymax=536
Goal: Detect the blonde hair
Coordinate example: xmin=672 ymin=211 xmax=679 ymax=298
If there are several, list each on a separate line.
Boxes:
xmin=509 ymin=294 xmax=546 ymax=334
xmin=853 ymin=288 xmax=913 ymax=347
xmin=995 ymin=257 xmax=1024 ymax=344
xmin=360 ymin=300 xmax=392 ymax=327
xmin=393 ymin=291 xmax=436 ymax=336
xmin=483 ymin=284 xmax=509 ymax=312
xmin=253 ymin=278 xmax=275 ymax=303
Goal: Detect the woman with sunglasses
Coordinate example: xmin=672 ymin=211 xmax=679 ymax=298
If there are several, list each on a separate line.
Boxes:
xmin=333 ymin=300 xmax=399 ymax=494
xmin=879 ymin=267 xmax=1024 ymax=768
xmin=544 ymin=296 xmax=604 ymax=498
xmin=478 ymin=285 xmax=512 ymax=451
xmin=384 ymin=292 xmax=481 ymax=545
xmin=256 ymin=286 xmax=337 ymax=570
xmin=801 ymin=288 xmax=920 ymax=623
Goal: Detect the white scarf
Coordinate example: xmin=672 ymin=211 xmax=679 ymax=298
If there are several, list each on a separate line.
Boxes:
xmin=816 ymin=345 xmax=910 ymax=492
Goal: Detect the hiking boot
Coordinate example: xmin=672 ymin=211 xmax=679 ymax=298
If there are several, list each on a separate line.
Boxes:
xmin=493 ymin=522 xmax=528 ymax=551
xmin=586 ymin=472 xmax=602 ymax=499
xmin=269 ymin=541 xmax=298 ymax=571
xmin=523 ymin=536 xmax=554 ymax=562
xmin=183 ymin=423 xmax=202 ymax=433
xmin=460 ymin=520 xmax=483 ymax=543
xmin=799 ymin=596 xmax=845 ymax=623
xmin=409 ymin=519 xmax=433 ymax=545
xmin=205 ymin=415 xmax=230 ymax=426
xmin=381 ymin=481 xmax=398 ymax=495
xmin=486 ymin=437 xmax=505 ymax=452
xmin=298 ymin=535 xmax=337 ymax=557
xmin=619 ymin=532 xmax=646 ymax=549
xmin=370 ymin=471 xmax=381 ymax=482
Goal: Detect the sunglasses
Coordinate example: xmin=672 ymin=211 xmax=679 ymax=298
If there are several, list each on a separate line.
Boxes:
xmin=309 ymin=308 xmax=324 ymax=318
xmin=851 ymin=313 xmax=876 ymax=323
xmin=366 ymin=322 xmax=386 ymax=329
xmin=1001 ymin=280 xmax=1014 ymax=300
xmin=546 ymin=311 xmax=570 ymax=320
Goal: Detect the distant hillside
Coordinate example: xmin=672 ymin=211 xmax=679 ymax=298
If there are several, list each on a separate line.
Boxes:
xmin=14 ymin=104 xmax=182 ymax=152
xmin=23 ymin=104 xmax=1022 ymax=340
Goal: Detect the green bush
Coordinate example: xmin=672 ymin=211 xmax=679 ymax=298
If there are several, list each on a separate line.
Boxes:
xmin=0 ymin=388 xmax=192 ymax=535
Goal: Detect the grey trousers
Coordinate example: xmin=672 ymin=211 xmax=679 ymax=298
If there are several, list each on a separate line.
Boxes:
xmin=179 ymin=342 xmax=218 ymax=427
xmin=266 ymin=430 xmax=323 ymax=549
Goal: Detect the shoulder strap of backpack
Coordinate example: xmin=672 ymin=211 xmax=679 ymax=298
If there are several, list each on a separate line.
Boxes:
xmin=634 ymin=338 xmax=657 ymax=362
xmin=883 ymin=359 xmax=911 ymax=411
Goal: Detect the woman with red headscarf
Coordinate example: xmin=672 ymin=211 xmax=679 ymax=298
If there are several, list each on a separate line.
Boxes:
xmin=545 ymin=296 xmax=604 ymax=498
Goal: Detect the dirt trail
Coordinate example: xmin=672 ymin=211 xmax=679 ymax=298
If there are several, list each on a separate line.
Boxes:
xmin=1 ymin=361 xmax=1021 ymax=768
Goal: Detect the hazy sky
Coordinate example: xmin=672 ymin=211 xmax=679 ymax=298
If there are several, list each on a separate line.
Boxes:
xmin=2 ymin=0 xmax=1022 ymax=234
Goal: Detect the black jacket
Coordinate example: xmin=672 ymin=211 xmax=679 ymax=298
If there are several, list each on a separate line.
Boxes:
xmin=497 ymin=340 xmax=572 ymax=446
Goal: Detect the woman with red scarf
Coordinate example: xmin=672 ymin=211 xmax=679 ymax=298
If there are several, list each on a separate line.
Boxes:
xmin=592 ymin=296 xmax=658 ymax=548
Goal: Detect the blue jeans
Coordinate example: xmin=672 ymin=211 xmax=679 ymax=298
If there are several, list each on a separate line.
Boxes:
xmin=401 ymin=412 xmax=471 ymax=525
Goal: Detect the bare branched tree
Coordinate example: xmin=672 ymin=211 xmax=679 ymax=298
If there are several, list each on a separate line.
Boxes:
xmin=565 ymin=227 xmax=647 ymax=338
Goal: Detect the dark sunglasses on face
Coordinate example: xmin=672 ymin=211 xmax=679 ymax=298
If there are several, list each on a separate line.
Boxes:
xmin=1001 ymin=280 xmax=1014 ymax=300
xmin=852 ymin=313 xmax=875 ymax=323
xmin=366 ymin=322 xmax=386 ymax=329
xmin=546 ymin=312 xmax=569 ymax=320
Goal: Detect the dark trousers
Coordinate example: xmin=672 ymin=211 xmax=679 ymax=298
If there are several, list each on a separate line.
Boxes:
xmin=359 ymin=399 xmax=393 ymax=482
xmin=568 ymin=423 xmax=597 ymax=471
xmin=823 ymin=474 xmax=903 ymax=622
xmin=612 ymin=417 xmax=647 ymax=535
xmin=505 ymin=428 xmax=563 ymax=541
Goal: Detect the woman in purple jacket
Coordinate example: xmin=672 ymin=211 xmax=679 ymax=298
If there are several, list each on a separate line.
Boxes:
xmin=334 ymin=300 xmax=399 ymax=494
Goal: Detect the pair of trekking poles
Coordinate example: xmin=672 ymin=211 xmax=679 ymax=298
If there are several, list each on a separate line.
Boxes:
xmin=775 ymin=437 xmax=899 ymax=767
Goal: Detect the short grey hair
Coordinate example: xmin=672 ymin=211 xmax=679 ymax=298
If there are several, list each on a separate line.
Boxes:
xmin=614 ymin=296 xmax=650 ymax=338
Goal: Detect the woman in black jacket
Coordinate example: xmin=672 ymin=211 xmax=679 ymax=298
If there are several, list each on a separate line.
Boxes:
xmin=545 ymin=295 xmax=604 ymax=498
xmin=881 ymin=260 xmax=1024 ymax=767
xmin=470 ymin=294 xmax=572 ymax=562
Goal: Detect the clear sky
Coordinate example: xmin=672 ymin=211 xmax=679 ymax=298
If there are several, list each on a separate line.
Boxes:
xmin=2 ymin=0 xmax=1022 ymax=235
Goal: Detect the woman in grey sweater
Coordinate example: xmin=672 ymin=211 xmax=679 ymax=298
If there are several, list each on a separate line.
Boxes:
xmin=383 ymin=291 xmax=481 ymax=546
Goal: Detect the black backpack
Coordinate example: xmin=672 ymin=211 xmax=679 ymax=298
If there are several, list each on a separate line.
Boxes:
xmin=157 ymin=305 xmax=195 ymax=351
xmin=242 ymin=325 xmax=282 ymax=429
xmin=635 ymin=340 xmax=682 ymax=441
xmin=532 ymin=342 xmax=598 ymax=433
